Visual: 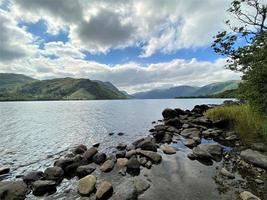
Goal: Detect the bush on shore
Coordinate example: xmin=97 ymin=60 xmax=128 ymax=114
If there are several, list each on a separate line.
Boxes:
xmin=205 ymin=104 xmax=267 ymax=144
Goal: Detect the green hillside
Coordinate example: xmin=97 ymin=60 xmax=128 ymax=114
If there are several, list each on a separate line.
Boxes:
xmin=0 ymin=75 xmax=128 ymax=101
xmin=0 ymin=73 xmax=36 ymax=89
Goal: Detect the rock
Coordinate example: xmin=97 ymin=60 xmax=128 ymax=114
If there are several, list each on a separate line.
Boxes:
xmin=44 ymin=167 xmax=64 ymax=183
xmin=126 ymin=144 xmax=135 ymax=151
xmin=145 ymin=161 xmax=152 ymax=169
xmin=162 ymin=108 xmax=178 ymax=119
xmin=162 ymin=144 xmax=176 ymax=154
xmin=251 ymin=143 xmax=267 ymax=152
xmin=183 ymin=139 xmax=197 ymax=148
xmin=32 ymin=180 xmax=57 ymax=196
xmin=220 ymin=168 xmax=235 ymax=179
xmin=191 ymin=104 xmax=210 ymax=114
xmin=116 ymin=150 xmax=126 ymax=158
xmin=109 ymin=132 xmax=114 ymax=136
xmin=54 ymin=158 xmax=75 ymax=169
xmin=0 ymin=167 xmax=10 ymax=175
xmin=117 ymin=158 xmax=128 ymax=167
xmin=202 ymin=129 xmax=222 ymax=138
xmin=239 ymin=191 xmax=261 ymax=200
xmin=166 ymin=126 xmax=180 ymax=133
xmin=225 ymin=134 xmax=238 ymax=141
xmin=93 ymin=143 xmax=100 ymax=148
xmin=96 ymin=181 xmax=113 ymax=200
xmin=0 ymin=181 xmax=28 ymax=200
xmin=255 ymin=179 xmax=264 ymax=184
xmin=125 ymin=150 xmax=137 ymax=158
xmin=76 ymin=165 xmax=96 ymax=178
xmin=187 ymin=153 xmax=197 ymax=160
xmin=138 ymin=157 xmax=147 ymax=166
xmin=118 ymin=132 xmax=125 ymax=136
xmin=137 ymin=150 xmax=162 ymax=163
xmin=134 ymin=177 xmax=150 ymax=195
xmin=182 ymin=124 xmax=190 ymax=129
xmin=192 ymin=117 xmax=212 ymax=128
xmin=192 ymin=144 xmax=223 ymax=161
xmin=135 ymin=139 xmax=157 ymax=152
xmin=180 ymin=128 xmax=201 ymax=139
xmin=93 ymin=152 xmax=107 ymax=165
xmin=73 ymin=144 xmax=87 ymax=154
xmin=162 ymin=133 xmax=173 ymax=144
xmin=240 ymin=149 xmax=267 ymax=170
xmin=127 ymin=157 xmax=140 ymax=172
xmin=113 ymin=179 xmax=137 ymax=200
xmin=164 ymin=118 xmax=182 ymax=128
xmin=174 ymin=108 xmax=187 ymax=116
xmin=22 ymin=171 xmax=44 ymax=185
xmin=117 ymin=143 xmax=127 ymax=151
xmin=100 ymin=160 xmax=115 ymax=172
xmin=78 ymin=175 xmax=97 ymax=196
xmin=83 ymin=147 xmax=98 ymax=162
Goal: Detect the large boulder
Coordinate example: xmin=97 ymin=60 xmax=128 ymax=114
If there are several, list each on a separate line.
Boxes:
xmin=180 ymin=128 xmax=201 ymax=139
xmin=134 ymin=177 xmax=151 ymax=195
xmin=72 ymin=144 xmax=87 ymax=154
xmin=164 ymin=118 xmax=182 ymax=128
xmin=32 ymin=180 xmax=57 ymax=196
xmin=135 ymin=138 xmax=157 ymax=152
xmin=240 ymin=149 xmax=267 ymax=170
xmin=93 ymin=152 xmax=107 ymax=165
xmin=192 ymin=144 xmax=223 ymax=161
xmin=162 ymin=108 xmax=178 ymax=119
xmin=192 ymin=117 xmax=212 ymax=128
xmin=76 ymin=165 xmax=96 ymax=178
xmin=44 ymin=167 xmax=64 ymax=183
xmin=127 ymin=157 xmax=140 ymax=174
xmin=96 ymin=181 xmax=113 ymax=200
xmin=78 ymin=175 xmax=97 ymax=196
xmin=137 ymin=150 xmax=162 ymax=164
xmin=22 ymin=171 xmax=44 ymax=185
xmin=54 ymin=158 xmax=75 ymax=170
xmin=191 ymin=104 xmax=210 ymax=114
xmin=0 ymin=181 xmax=28 ymax=200
xmin=83 ymin=147 xmax=98 ymax=162
xmin=239 ymin=191 xmax=260 ymax=200
xmin=100 ymin=159 xmax=115 ymax=172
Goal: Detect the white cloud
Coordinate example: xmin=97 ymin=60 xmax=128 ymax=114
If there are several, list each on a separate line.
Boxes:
xmin=10 ymin=0 xmax=232 ymax=56
xmin=0 ymin=10 xmax=36 ymax=61
xmin=0 ymin=56 xmax=241 ymax=93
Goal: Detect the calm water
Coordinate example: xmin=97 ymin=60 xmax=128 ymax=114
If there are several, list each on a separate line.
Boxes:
xmin=0 ymin=99 xmax=227 ymax=178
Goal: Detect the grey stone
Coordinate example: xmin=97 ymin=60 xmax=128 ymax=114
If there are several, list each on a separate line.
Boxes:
xmin=96 ymin=181 xmax=113 ymax=200
xmin=240 ymin=149 xmax=267 ymax=170
xmin=78 ymin=175 xmax=96 ymax=196
xmin=32 ymin=180 xmax=57 ymax=196
xmin=0 ymin=181 xmax=27 ymax=200
xmin=239 ymin=191 xmax=260 ymax=200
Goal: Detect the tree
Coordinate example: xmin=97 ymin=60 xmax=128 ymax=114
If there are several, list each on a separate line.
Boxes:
xmin=212 ymin=0 xmax=267 ymax=113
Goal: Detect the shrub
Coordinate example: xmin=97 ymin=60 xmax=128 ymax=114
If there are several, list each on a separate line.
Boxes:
xmin=205 ymin=104 xmax=267 ymax=144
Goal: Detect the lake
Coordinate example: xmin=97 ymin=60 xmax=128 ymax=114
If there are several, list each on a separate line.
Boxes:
xmin=0 ymin=99 xmax=228 ymax=178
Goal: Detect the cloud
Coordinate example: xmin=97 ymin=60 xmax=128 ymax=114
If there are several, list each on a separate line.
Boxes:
xmin=10 ymin=0 xmax=232 ymax=56
xmin=0 ymin=10 xmax=36 ymax=61
xmin=0 ymin=56 xmax=241 ymax=93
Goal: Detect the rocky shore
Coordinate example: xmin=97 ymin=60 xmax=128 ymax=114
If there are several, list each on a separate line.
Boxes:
xmin=0 ymin=103 xmax=266 ymax=200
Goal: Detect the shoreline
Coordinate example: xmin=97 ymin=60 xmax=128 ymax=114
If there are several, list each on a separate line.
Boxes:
xmin=0 ymin=103 xmax=266 ymax=200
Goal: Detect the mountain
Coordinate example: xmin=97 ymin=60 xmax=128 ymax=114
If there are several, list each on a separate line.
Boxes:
xmin=133 ymin=80 xmax=240 ymax=99
xmin=0 ymin=74 xmax=128 ymax=100
xmin=0 ymin=73 xmax=36 ymax=89
xmin=192 ymin=80 xmax=240 ymax=96
xmin=133 ymin=86 xmax=199 ymax=99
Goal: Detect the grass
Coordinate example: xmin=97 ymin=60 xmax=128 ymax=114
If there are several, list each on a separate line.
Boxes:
xmin=205 ymin=104 xmax=267 ymax=144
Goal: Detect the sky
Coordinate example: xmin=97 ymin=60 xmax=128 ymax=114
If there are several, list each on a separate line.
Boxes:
xmin=0 ymin=0 xmax=242 ymax=93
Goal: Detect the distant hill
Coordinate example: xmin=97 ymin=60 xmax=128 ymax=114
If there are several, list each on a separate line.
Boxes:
xmin=0 ymin=73 xmax=36 ymax=89
xmin=133 ymin=80 xmax=240 ymax=99
xmin=0 ymin=74 xmax=128 ymax=101
xmin=192 ymin=80 xmax=240 ymax=96
xmin=134 ymin=86 xmax=199 ymax=99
